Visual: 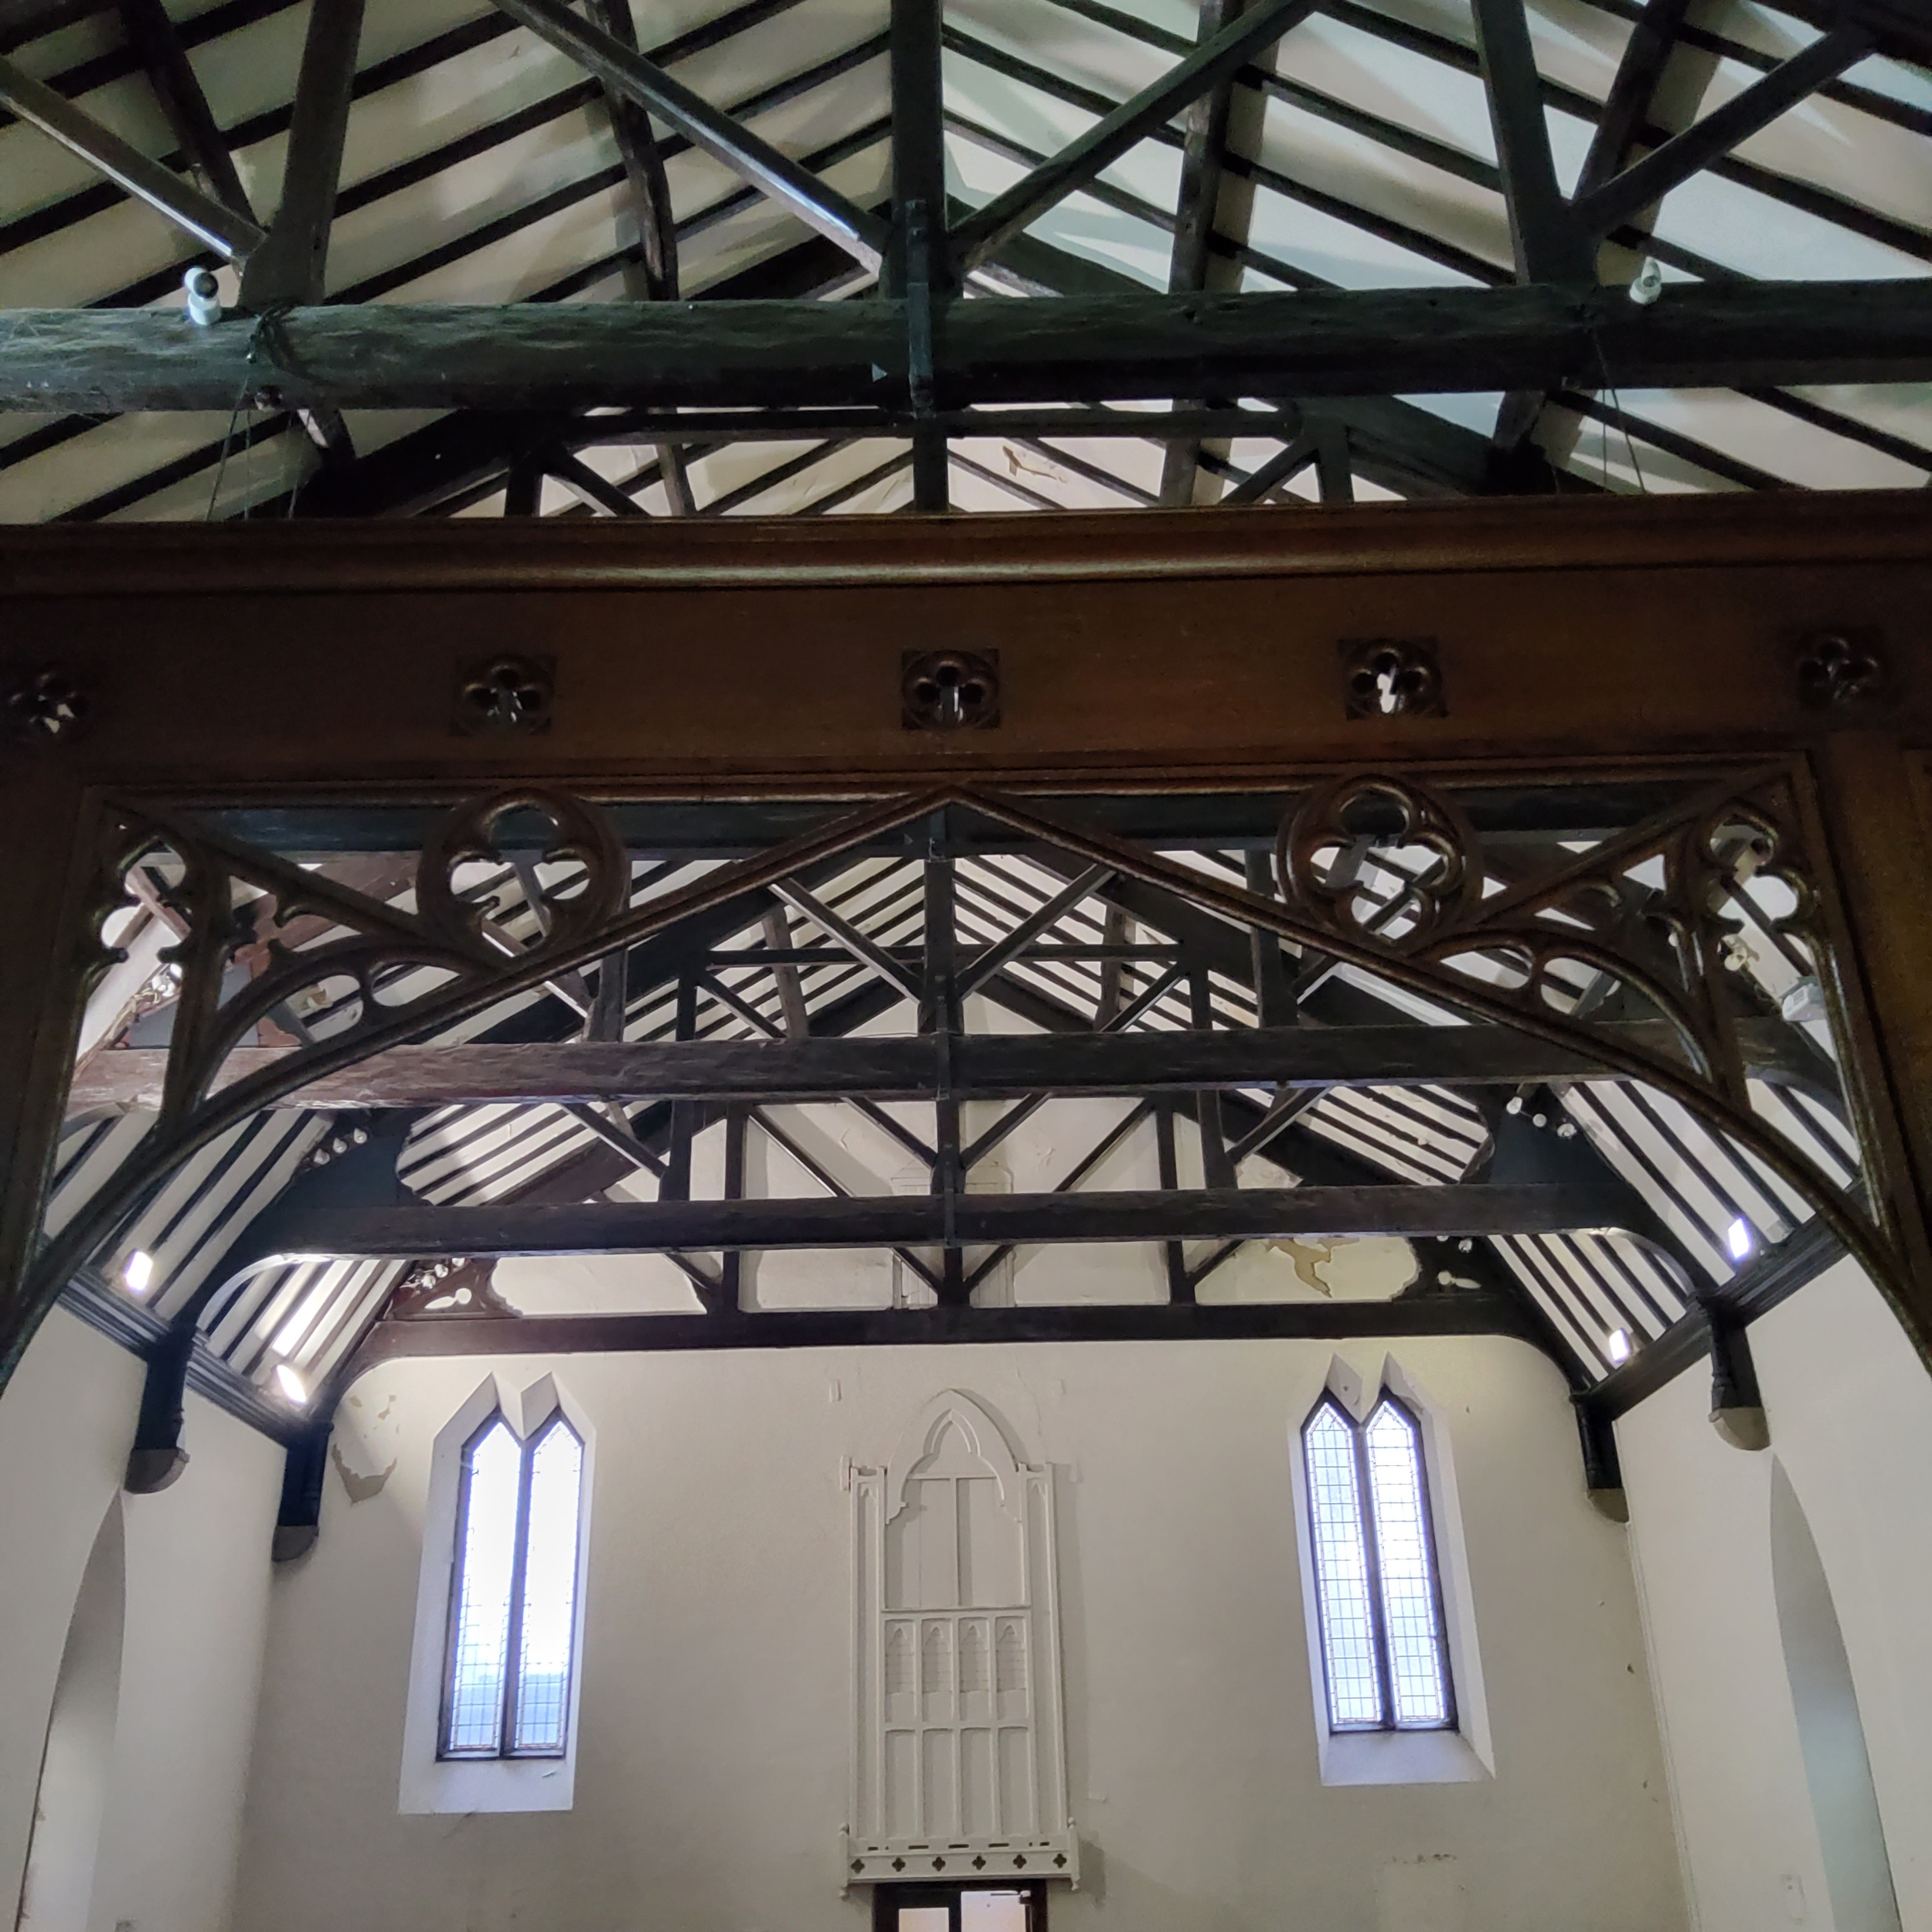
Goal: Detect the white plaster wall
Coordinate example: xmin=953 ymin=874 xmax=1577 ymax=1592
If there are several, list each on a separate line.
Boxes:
xmin=233 ymin=1330 xmax=1683 ymax=1932
xmin=0 ymin=1310 xmax=284 ymax=1932
xmin=1615 ymin=1256 xmax=1932 ymax=1932
xmin=1753 ymin=1260 xmax=1932 ymax=1928
xmin=0 ymin=1315 xmax=139 ymax=1923
xmin=1615 ymin=1363 xmax=1830 ymax=1932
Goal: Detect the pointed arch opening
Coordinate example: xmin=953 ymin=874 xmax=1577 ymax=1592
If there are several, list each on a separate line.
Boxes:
xmin=15 ymin=1498 xmax=124 ymax=1932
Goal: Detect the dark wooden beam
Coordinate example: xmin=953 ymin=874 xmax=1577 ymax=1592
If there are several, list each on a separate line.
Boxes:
xmin=353 ymin=1290 xmax=1539 ymax=1364
xmin=1220 ymin=430 xmax=1317 ymax=504
xmin=979 ymin=223 xmax=1584 ymax=499
xmin=952 ymin=0 xmax=1318 ymax=269
xmin=1156 ymin=0 xmax=1253 ymax=507
xmin=9 ymin=278 xmax=1930 ymax=413
xmin=585 ymin=0 xmax=695 ymax=514
xmin=587 ymin=0 xmax=680 ymax=302
xmin=1468 ymin=0 xmax=1594 ymax=286
xmin=114 ymin=0 xmax=256 ymax=223
xmin=1575 ymin=0 xmax=1691 ymax=202
xmin=545 ymin=444 xmax=648 ymax=515
xmin=58 ymin=1268 xmax=303 ymax=1444
xmin=1573 ymin=24 xmax=1872 ymax=239
xmin=66 ymin=1016 xmax=1821 ymax=1112
xmin=281 ymin=229 xmax=874 ymax=519
xmin=1585 ymin=1217 xmax=1844 ymax=1417
xmin=890 ymin=0 xmax=952 ymax=508
xmin=489 ymin=0 xmax=889 ymax=268
xmin=238 ymin=0 xmax=365 ymax=308
xmin=0 ymin=50 xmax=265 ymax=258
xmin=1759 ymin=0 xmax=1927 ymax=65
xmin=256 ymin=1182 xmax=1639 ymax=1260
xmin=1494 ymin=0 xmax=1688 ymax=454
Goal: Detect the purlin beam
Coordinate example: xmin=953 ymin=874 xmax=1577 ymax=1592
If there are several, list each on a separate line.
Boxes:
xmin=245 ymin=1182 xmax=1644 ymax=1260
xmin=355 ymin=1291 xmax=1544 ymax=1363
xmin=9 ymin=278 xmax=1931 ymax=413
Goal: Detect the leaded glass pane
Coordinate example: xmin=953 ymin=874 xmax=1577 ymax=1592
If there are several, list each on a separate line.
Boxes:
xmin=511 ymin=1420 xmax=583 ymax=1754
xmin=444 ymin=1419 xmax=522 ymax=1754
xmin=1363 ymin=1400 xmax=1451 ymax=1730
xmin=1303 ymin=1402 xmax=1383 ymax=1730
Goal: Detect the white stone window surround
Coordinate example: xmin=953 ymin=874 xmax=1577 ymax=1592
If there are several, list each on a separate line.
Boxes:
xmin=399 ymin=1372 xmax=595 ymax=1815
xmin=1287 ymin=1354 xmax=1494 ymax=1787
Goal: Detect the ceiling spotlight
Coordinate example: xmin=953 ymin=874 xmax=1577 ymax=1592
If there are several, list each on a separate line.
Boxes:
xmin=274 ymin=1362 xmax=308 ymax=1405
xmin=1726 ymin=1217 xmax=1754 ymax=1263
xmin=1606 ymin=1328 xmax=1632 ymax=1367
xmin=122 ymin=1250 xmax=155 ymax=1295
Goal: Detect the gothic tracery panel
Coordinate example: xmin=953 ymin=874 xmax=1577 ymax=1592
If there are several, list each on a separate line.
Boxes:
xmin=847 ymin=1393 xmax=1075 ymax=1888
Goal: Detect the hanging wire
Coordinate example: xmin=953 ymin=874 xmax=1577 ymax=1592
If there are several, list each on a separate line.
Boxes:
xmin=203 ymin=302 xmax=298 ymax=522
xmin=1591 ymin=328 xmax=1649 ymax=495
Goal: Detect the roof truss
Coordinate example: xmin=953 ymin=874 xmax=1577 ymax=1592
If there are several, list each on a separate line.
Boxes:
xmin=2 ymin=0 xmax=1928 ymax=517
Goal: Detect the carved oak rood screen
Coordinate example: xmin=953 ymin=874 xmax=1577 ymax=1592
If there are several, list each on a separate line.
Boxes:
xmin=36 ymin=766 xmax=1905 ymax=1376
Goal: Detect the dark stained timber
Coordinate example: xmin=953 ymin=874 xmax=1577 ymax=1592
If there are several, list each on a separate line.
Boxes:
xmin=5 ymin=280 xmax=1932 ymax=413
xmin=488 ymin=0 xmax=889 ymax=269
xmin=65 ymin=1015 xmax=1821 ymax=1112
xmin=0 ymin=51 xmax=267 ymax=260
xmin=355 ymin=1294 xmax=1544 ymax=1365
xmin=255 ymin=1183 xmax=1643 ymax=1260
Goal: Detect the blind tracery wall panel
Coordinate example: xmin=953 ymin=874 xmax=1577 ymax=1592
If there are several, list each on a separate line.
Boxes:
xmin=848 ymin=1393 xmax=1076 ymax=1888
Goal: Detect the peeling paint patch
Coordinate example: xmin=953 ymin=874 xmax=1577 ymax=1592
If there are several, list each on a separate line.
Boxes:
xmin=329 ymin=1437 xmax=396 ymax=1504
xmin=1274 ymin=1237 xmax=1338 ymax=1294
xmin=334 ymin=1380 xmax=405 ymax=1502
xmin=1271 ymin=1236 xmax=1420 ymax=1299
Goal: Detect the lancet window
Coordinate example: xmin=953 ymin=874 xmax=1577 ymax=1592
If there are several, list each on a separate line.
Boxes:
xmin=441 ymin=1410 xmax=586 ymax=1760
xmin=1301 ymin=1393 xmax=1454 ymax=1733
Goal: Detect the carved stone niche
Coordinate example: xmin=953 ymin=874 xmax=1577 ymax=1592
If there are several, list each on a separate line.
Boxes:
xmin=844 ymin=1392 xmax=1077 ymax=1889
xmin=1338 ymin=638 xmax=1445 ymax=719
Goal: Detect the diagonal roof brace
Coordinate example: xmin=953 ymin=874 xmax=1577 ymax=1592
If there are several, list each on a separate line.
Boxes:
xmin=488 ymin=0 xmax=889 ymax=270
xmin=0 ymin=50 xmax=265 ymax=259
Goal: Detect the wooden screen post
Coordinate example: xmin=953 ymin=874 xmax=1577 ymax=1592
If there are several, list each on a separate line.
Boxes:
xmin=1809 ymin=730 xmax=1932 ymax=1349
xmin=0 ymin=768 xmax=100 ymax=1388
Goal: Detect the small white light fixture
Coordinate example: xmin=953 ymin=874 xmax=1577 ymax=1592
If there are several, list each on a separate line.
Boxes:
xmin=1606 ymin=1328 xmax=1632 ymax=1367
xmin=122 ymin=1250 xmax=155 ymax=1295
xmin=274 ymin=1362 xmax=308 ymax=1405
xmin=1727 ymin=1216 xmax=1754 ymax=1263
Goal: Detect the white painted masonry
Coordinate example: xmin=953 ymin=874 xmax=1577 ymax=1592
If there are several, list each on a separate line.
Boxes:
xmin=232 ymin=1331 xmax=1682 ymax=1932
